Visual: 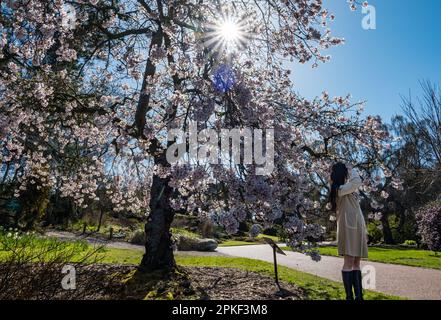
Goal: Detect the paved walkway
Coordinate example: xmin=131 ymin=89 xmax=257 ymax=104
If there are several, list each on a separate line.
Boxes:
xmin=217 ymin=244 xmax=441 ymax=300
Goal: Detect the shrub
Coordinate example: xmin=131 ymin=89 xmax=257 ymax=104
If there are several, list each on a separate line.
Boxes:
xmin=16 ymin=179 xmax=51 ymax=230
xmin=416 ymin=200 xmax=441 ymax=254
xmin=327 ymin=230 xmax=337 ymax=241
xmin=367 ymin=221 xmax=383 ymax=244
xmin=262 ymin=227 xmax=278 ymax=236
xmin=171 ymin=227 xmax=200 ymax=239
xmin=130 ymin=229 xmax=146 ymax=245
xmin=402 ymin=240 xmax=417 ymax=247
xmin=199 ymin=219 xmax=214 ymax=238
xmin=0 ymin=229 xmax=122 ymax=299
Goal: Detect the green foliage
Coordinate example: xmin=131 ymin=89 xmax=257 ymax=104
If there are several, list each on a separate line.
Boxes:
xmin=262 ymin=227 xmax=278 ymax=236
xmin=365 ymin=214 xmax=418 ymax=245
xmin=218 ymin=240 xmax=256 ymax=247
xmin=0 ymin=189 xmax=21 ymax=227
xmin=15 ymin=181 xmax=51 ymax=230
xmin=0 ymin=227 xmax=102 ymax=262
xmin=219 ymin=233 xmax=281 ymax=247
xmin=69 ymin=218 xmax=142 ymax=242
xmin=388 ymin=215 xmax=418 ymax=244
xmin=0 ymin=229 xmax=107 ymax=299
xmin=130 ymin=229 xmax=146 ymax=245
xmin=367 ymin=221 xmax=383 ymax=244
xmin=71 ymin=220 xmax=98 ymax=233
xmin=402 ymin=240 xmax=417 ymax=247
xmin=327 ymin=230 xmax=337 ymax=241
xmin=171 ymin=227 xmax=201 ymax=239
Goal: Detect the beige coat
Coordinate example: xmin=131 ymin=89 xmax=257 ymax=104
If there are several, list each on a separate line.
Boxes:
xmin=336 ymin=169 xmax=368 ymax=258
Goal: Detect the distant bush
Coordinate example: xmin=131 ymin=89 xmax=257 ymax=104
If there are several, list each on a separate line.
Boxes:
xmin=130 ymin=229 xmax=146 ymax=245
xmin=416 ymin=200 xmax=441 ymax=254
xmin=199 ymin=219 xmax=214 ymax=238
xmin=171 ymin=214 xmax=199 ymax=229
xmin=16 ymin=180 xmax=51 ymax=230
xmin=389 ymin=214 xmax=418 ymax=244
xmin=402 ymin=240 xmax=417 ymax=247
xmin=327 ymin=230 xmax=337 ymax=241
xmin=262 ymin=227 xmax=278 ymax=236
xmin=171 ymin=227 xmax=200 ymax=239
xmin=238 ymin=221 xmax=249 ymax=233
xmin=367 ymin=221 xmax=383 ymax=244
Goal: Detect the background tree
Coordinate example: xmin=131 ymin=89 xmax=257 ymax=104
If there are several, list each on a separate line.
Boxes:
xmin=372 ymin=82 xmax=441 ymax=244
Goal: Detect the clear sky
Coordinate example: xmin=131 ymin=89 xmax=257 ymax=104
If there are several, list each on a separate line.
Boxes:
xmin=290 ymin=0 xmax=441 ymax=123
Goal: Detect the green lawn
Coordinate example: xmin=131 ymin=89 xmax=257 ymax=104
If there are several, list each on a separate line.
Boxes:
xmin=98 ymin=247 xmax=400 ymax=300
xmin=281 ymin=245 xmax=441 ymax=270
xmin=171 ymin=227 xmax=201 ymax=239
xmin=219 ymin=234 xmax=281 ymax=247
xmin=218 ymin=240 xmax=256 ymax=247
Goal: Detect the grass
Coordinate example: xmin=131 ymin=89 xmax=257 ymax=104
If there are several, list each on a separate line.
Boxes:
xmin=281 ymin=245 xmax=441 ymax=270
xmin=97 ymin=247 xmax=400 ymax=300
xmin=256 ymin=234 xmax=280 ymax=242
xmin=0 ymin=231 xmax=105 ymax=262
xmin=218 ymin=240 xmax=256 ymax=247
xmin=171 ymin=227 xmax=201 ymax=239
xmin=219 ymin=234 xmax=281 ymax=247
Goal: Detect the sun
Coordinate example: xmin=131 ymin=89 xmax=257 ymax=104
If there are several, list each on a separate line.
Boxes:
xmin=202 ymin=15 xmax=248 ymax=54
xmin=219 ymin=20 xmax=240 ymax=43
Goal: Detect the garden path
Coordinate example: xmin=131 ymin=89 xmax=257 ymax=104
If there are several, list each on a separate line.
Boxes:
xmin=218 ymin=244 xmax=441 ymax=300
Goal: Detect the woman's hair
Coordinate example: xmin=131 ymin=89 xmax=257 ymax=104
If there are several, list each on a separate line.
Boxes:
xmin=329 ymin=162 xmax=348 ymax=212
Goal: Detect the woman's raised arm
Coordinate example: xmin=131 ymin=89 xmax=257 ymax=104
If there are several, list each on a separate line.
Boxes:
xmin=338 ymin=169 xmax=363 ymax=196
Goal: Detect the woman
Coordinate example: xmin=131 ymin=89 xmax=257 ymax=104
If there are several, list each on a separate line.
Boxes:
xmin=329 ymin=162 xmax=368 ymax=300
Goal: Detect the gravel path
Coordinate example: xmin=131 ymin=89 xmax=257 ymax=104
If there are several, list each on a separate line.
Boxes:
xmin=217 ymin=244 xmax=441 ymax=300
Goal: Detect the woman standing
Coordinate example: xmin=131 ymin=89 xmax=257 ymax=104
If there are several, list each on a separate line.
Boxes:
xmin=329 ymin=162 xmax=368 ymax=300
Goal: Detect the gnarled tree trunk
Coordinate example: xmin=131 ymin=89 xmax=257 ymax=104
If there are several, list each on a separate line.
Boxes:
xmin=139 ymin=137 xmax=177 ymax=272
xmin=134 ymin=17 xmax=180 ymax=272
xmin=140 ymin=173 xmax=176 ymax=272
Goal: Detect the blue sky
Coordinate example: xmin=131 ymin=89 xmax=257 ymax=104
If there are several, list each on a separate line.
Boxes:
xmin=290 ymin=0 xmax=441 ymax=123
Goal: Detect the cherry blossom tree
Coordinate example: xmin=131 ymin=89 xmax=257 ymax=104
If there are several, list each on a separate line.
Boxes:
xmin=0 ymin=0 xmax=391 ymax=272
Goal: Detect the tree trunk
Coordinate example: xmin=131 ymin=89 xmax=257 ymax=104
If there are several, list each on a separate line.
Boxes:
xmin=381 ymin=213 xmax=395 ymax=244
xmin=140 ymin=173 xmax=176 ymax=272
xmin=133 ymin=22 xmax=178 ymax=273
xmin=96 ymin=208 xmax=104 ymax=232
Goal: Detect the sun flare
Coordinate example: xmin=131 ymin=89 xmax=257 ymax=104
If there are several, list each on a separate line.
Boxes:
xmin=202 ymin=15 xmax=248 ymax=54
xmin=219 ymin=20 xmax=240 ymax=43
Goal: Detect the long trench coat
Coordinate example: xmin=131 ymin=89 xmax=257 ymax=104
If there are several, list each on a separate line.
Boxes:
xmin=336 ymin=169 xmax=368 ymax=258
